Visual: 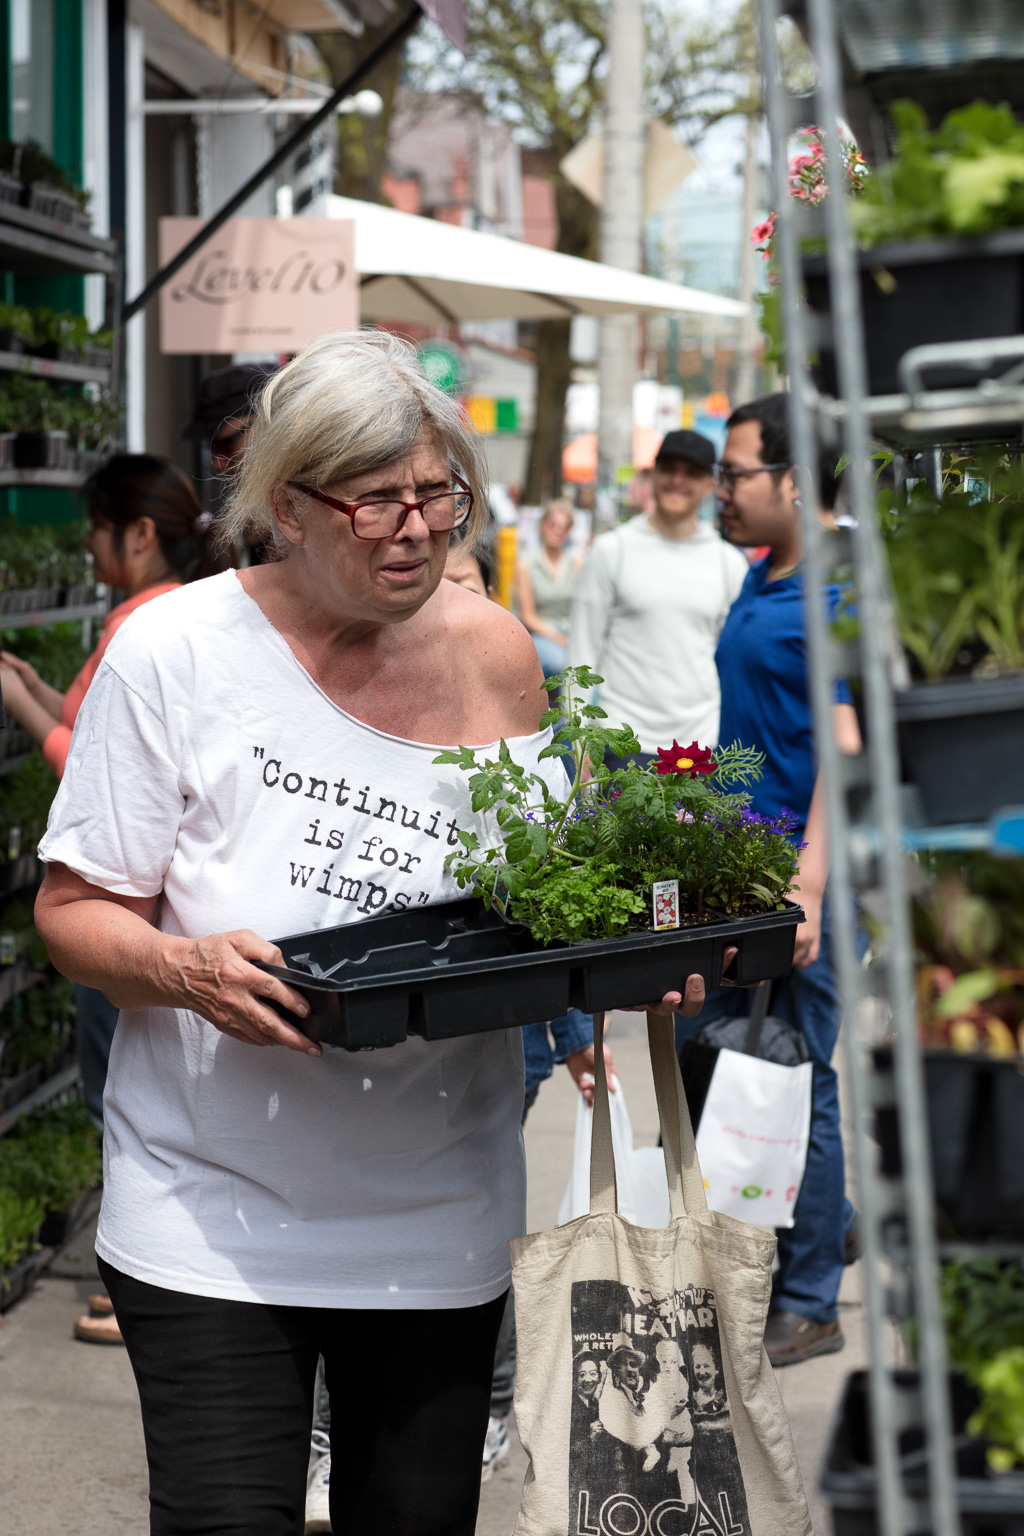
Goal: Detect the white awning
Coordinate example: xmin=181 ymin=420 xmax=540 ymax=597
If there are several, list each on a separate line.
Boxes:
xmin=326 ymin=195 xmax=746 ymax=324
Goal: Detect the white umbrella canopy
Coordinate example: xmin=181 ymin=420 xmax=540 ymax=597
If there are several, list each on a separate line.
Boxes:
xmin=327 ymin=194 xmax=746 ymax=324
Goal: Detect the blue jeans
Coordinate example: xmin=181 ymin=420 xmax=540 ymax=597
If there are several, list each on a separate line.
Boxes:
xmin=602 ymin=751 xmax=655 ymax=772
xmin=675 ymin=896 xmax=848 ymax=1323
xmin=76 ymin=983 xmax=119 ymax=1132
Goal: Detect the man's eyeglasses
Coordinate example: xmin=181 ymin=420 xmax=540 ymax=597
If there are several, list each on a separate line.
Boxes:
xmin=714 ymin=462 xmax=791 ymax=489
xmin=287 ymin=476 xmax=473 ymax=541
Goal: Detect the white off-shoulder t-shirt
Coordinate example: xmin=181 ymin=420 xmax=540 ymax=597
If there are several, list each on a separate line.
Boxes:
xmin=39 ymin=571 xmax=564 ymax=1308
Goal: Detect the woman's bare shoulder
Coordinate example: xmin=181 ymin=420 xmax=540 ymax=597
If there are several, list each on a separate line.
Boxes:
xmin=440 ymin=584 xmax=545 ymax=727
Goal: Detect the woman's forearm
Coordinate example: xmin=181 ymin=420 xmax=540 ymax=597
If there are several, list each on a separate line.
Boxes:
xmin=3 ymin=684 xmax=62 ymax=750
xmin=28 ymin=678 xmax=65 ymax=717
xmin=37 ymin=889 xmax=186 ymax=1007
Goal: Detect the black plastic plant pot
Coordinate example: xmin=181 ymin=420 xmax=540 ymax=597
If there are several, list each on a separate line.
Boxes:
xmin=874 ymin=1047 xmax=1024 ymax=1236
xmin=0 ymin=1249 xmax=42 ymax=1313
xmin=0 ymin=329 xmax=25 ymax=355
xmin=38 ymin=1188 xmax=96 ymax=1250
xmin=257 ymin=897 xmax=804 ymax=1052
xmin=12 ymin=430 xmax=67 ymax=469
xmin=802 ymin=229 xmax=1024 ymax=398
xmin=821 ymin=1370 xmax=1024 ymax=1535
xmin=895 ymin=673 xmax=1024 ymax=825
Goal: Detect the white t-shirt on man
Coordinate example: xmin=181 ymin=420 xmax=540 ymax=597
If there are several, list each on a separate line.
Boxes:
xmin=39 ymin=572 xmax=565 ymax=1309
xmin=569 ymin=517 xmax=749 ymax=754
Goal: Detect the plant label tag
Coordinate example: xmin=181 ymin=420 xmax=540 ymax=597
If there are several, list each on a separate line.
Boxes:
xmin=492 ymin=871 xmax=512 ymax=918
xmin=652 ymin=879 xmax=680 ymax=932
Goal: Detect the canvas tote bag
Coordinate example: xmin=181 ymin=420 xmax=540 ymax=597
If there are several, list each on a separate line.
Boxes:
xmin=510 ymin=1012 xmax=812 ymax=1536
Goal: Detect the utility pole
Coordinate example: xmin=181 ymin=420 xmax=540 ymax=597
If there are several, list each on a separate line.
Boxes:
xmin=595 ymin=0 xmax=645 ymax=532
xmin=734 ymin=104 xmax=761 ymax=406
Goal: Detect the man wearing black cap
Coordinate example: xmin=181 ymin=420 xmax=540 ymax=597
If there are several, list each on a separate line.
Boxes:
xmin=182 ymin=362 xmax=279 ymax=474
xmin=570 ymin=429 xmax=748 ymax=763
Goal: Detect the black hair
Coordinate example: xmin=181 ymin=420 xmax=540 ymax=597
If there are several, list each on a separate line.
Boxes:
xmin=449 ymin=527 xmax=495 ymax=593
xmin=726 ymin=393 xmax=842 ymax=510
xmin=83 ymin=454 xmax=218 ymax=582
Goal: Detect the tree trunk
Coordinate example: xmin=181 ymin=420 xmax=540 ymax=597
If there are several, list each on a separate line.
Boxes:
xmin=523 ymin=174 xmax=598 ymax=504
xmin=313 ymin=9 xmax=414 ymax=202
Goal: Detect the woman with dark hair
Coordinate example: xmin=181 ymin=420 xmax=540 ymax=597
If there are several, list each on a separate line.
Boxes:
xmin=0 ymin=454 xmax=213 ymax=778
xmin=0 ymin=453 xmax=212 ymax=1344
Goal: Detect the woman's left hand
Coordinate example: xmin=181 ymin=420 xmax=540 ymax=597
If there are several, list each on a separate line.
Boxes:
xmin=623 ymin=946 xmax=739 ymax=1018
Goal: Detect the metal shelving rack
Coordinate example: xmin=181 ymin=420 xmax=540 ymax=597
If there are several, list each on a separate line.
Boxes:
xmin=758 ymin=2 xmax=1024 ymax=1532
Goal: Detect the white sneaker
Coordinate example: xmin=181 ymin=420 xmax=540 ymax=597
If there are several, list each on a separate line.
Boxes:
xmin=481 ymin=1414 xmax=510 ymax=1482
xmin=305 ymin=1432 xmax=332 ymax=1533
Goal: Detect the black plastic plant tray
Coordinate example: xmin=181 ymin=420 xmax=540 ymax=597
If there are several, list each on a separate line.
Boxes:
xmin=259 ymin=898 xmax=803 ymax=1052
xmin=895 ymin=674 xmax=1024 ymax=825
xmin=822 ymin=1370 xmax=1024 ymax=1535
xmin=875 ymin=1047 xmax=1024 ymax=1236
xmin=803 ymin=229 xmax=1024 ymax=399
xmin=0 ymin=1248 xmax=42 ymax=1313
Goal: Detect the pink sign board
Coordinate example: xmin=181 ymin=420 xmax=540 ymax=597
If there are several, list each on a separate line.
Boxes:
xmin=159 ymin=217 xmax=357 ymax=355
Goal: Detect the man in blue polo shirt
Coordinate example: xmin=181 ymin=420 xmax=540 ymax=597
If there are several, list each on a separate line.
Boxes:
xmin=704 ymin=393 xmax=860 ymax=1368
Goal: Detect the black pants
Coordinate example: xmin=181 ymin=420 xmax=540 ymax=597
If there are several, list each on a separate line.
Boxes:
xmin=100 ymin=1258 xmax=507 ymax=1536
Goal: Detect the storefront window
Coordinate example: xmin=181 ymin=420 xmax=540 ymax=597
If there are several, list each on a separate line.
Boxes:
xmin=10 ymin=0 xmax=55 ymax=152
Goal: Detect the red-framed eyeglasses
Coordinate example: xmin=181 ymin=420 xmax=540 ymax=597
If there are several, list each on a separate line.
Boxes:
xmin=287 ymin=476 xmax=473 ymax=542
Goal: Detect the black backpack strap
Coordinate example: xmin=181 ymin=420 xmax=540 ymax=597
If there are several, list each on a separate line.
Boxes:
xmin=743 ymin=982 xmax=771 ymax=1057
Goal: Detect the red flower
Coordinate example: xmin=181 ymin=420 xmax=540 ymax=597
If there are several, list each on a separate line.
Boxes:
xmin=655 ymin=740 xmax=718 ymax=778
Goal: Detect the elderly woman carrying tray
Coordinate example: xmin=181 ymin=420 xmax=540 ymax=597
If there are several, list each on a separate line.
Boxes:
xmin=34 ymin=331 xmax=725 ymax=1536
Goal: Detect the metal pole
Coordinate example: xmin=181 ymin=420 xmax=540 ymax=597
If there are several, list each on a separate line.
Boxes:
xmin=595 ymin=0 xmax=645 ymax=530
xmin=806 ymin=1 xmax=961 ymax=1533
xmin=758 ymin=5 xmax=908 ymax=1530
xmin=121 ymin=6 xmax=420 ymax=323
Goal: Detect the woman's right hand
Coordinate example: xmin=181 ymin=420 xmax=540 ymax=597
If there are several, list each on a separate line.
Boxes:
xmin=0 ymin=651 xmax=44 ymax=698
xmin=159 ymin=929 xmax=320 ymax=1056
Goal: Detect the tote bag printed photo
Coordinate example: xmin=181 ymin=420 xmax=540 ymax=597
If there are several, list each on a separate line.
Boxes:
xmin=510 ymin=1014 xmax=812 ymax=1536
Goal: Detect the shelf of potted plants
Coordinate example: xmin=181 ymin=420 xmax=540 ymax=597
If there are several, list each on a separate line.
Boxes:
xmin=755 ymin=2 xmax=1024 ymax=1531
xmin=0 ymin=199 xmax=116 ymax=277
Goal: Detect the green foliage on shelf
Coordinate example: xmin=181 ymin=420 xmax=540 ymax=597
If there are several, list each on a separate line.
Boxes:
xmin=880 ymin=457 xmax=1024 ymax=680
xmin=0 ymin=1100 xmax=101 ymax=1217
xmin=942 ymin=1261 xmax=1024 ymax=1470
xmin=0 ymin=514 xmax=93 ymax=589
xmin=853 ymin=101 xmax=1024 ymax=246
xmin=0 ymin=973 xmax=76 ymax=1077
xmin=0 ymin=302 xmax=35 ymax=342
xmin=0 ymin=756 xmax=59 ymax=864
xmin=0 ymin=375 xmax=121 ymax=445
xmin=435 ymin=668 xmax=799 ymax=944
xmin=0 ymin=1186 xmax=44 ymax=1274
xmin=0 ymin=138 xmax=89 ymax=209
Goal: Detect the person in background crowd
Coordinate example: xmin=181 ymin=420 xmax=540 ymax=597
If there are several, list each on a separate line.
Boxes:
xmin=629 ymin=467 xmax=655 ymax=518
xmin=570 ymin=430 xmax=748 ymax=769
xmin=681 ymin=393 xmax=862 ymax=1369
xmin=182 ymin=362 xmax=280 ymax=476
xmin=0 ymin=454 xmax=216 ymax=1346
xmin=516 ymin=500 xmax=581 ymax=679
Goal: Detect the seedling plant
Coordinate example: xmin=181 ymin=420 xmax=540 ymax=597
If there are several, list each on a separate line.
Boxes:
xmin=435 ymin=667 xmax=802 ymax=946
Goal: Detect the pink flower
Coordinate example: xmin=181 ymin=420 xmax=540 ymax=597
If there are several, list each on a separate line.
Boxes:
xmin=751 ymin=215 xmax=775 ymax=245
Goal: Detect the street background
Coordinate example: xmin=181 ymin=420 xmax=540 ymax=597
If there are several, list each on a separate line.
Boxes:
xmin=0 ymin=1010 xmax=864 ymax=1536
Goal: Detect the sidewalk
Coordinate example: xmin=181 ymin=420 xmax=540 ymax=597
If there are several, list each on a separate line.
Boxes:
xmin=0 ymin=1012 xmax=863 ymax=1534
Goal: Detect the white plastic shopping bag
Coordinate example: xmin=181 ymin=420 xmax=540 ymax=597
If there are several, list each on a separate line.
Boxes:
xmin=557 ymin=1078 xmax=671 ymax=1229
xmin=695 ymin=1048 xmax=813 ymax=1229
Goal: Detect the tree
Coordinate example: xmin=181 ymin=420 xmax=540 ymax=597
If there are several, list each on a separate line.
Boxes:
xmin=312 ymin=4 xmax=420 ymax=203
xmin=409 ymin=0 xmax=753 ymax=501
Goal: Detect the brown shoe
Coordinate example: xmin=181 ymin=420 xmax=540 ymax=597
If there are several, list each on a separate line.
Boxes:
xmin=763 ymin=1308 xmax=843 ymax=1367
xmin=74 ymin=1311 xmax=124 ymax=1345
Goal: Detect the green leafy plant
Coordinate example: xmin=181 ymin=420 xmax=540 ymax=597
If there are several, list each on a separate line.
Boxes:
xmin=880 ymin=458 xmax=1024 ymax=681
xmin=0 ymin=1186 xmax=44 ymax=1275
xmin=433 ymin=667 xmax=801 ymax=945
xmin=852 ymin=100 xmax=1024 ymax=247
xmin=941 ymin=1261 xmax=1024 ymax=1470
xmin=0 ymin=302 xmax=35 ymax=342
xmin=0 ymin=1100 xmax=102 ymax=1217
xmin=0 ymin=138 xmax=90 ymax=210
xmin=910 ymin=852 xmax=1024 ymax=1058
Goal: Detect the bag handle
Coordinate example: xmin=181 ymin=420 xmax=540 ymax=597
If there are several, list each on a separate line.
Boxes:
xmin=588 ymin=1010 xmax=709 ymax=1222
xmin=742 ymin=981 xmax=771 ymax=1057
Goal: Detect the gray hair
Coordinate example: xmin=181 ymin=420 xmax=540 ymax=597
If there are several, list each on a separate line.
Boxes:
xmin=221 ymin=330 xmax=489 ymax=551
